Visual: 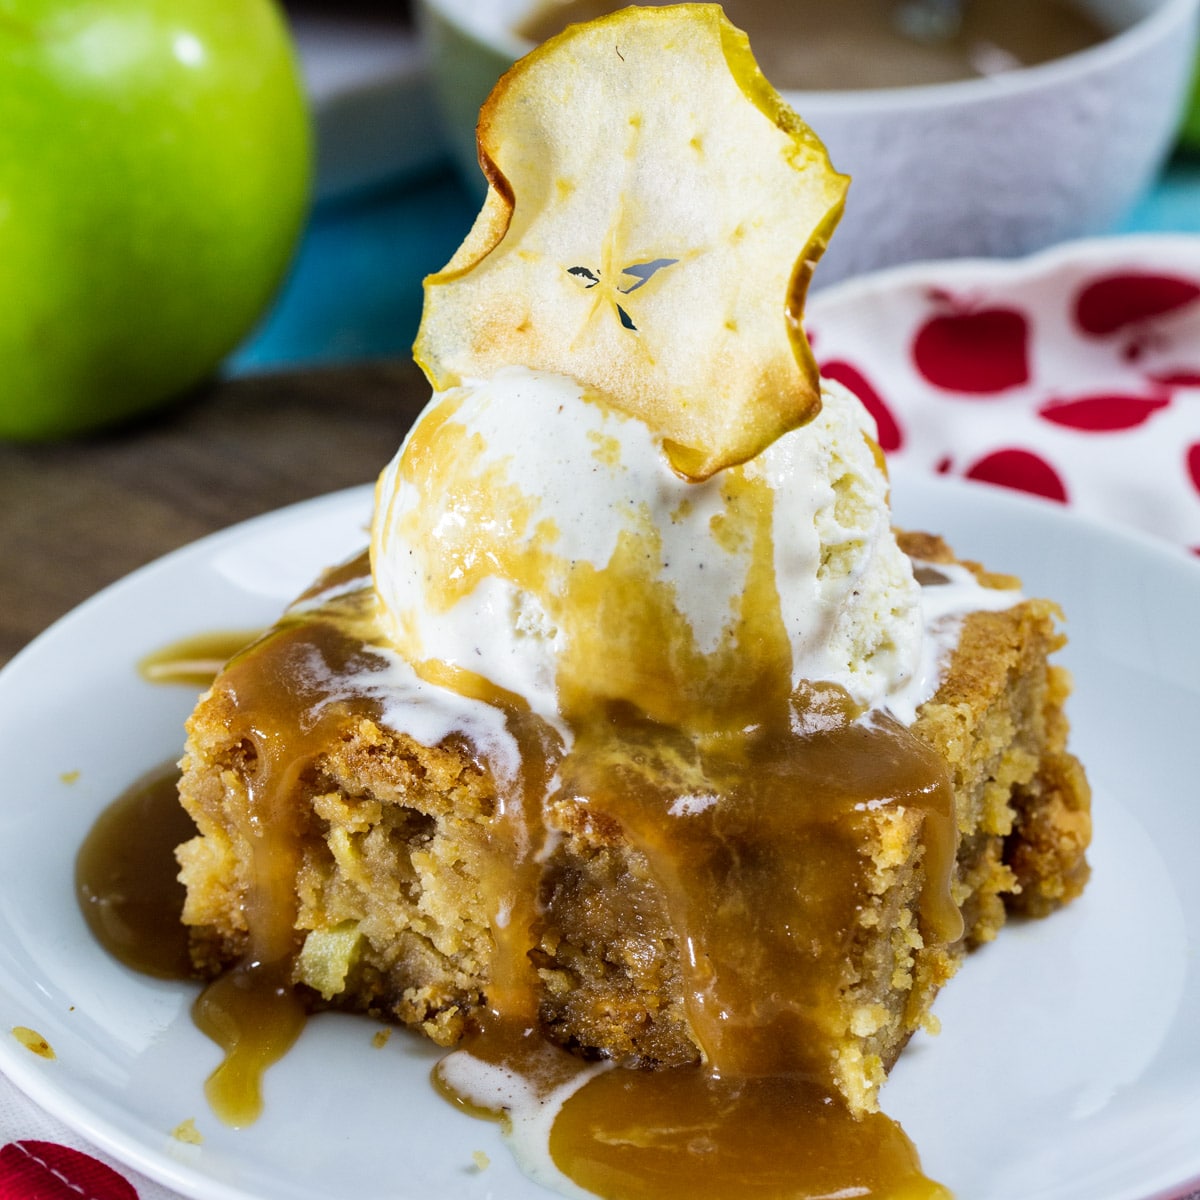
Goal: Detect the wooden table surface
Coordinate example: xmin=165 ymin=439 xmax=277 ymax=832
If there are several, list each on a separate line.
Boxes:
xmin=0 ymin=362 xmax=428 ymax=668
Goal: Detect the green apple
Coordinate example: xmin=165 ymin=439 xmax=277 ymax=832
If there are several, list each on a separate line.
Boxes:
xmin=1180 ymin=50 xmax=1200 ymax=152
xmin=0 ymin=0 xmax=311 ymax=440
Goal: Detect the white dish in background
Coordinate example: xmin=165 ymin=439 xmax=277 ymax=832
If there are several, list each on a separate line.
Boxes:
xmin=416 ymin=0 xmax=1200 ymax=284
xmin=288 ymin=14 xmax=443 ymax=201
xmin=0 ymin=475 xmax=1198 ymax=1199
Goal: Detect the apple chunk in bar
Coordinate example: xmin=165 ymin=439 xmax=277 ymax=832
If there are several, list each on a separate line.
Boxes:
xmin=175 ymin=5 xmax=1091 ymax=1193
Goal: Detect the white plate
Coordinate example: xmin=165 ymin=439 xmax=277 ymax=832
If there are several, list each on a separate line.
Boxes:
xmin=0 ymin=474 xmax=1198 ymax=1200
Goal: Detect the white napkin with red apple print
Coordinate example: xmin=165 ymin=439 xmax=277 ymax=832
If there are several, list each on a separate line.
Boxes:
xmin=0 ymin=1071 xmax=174 ymax=1200
xmin=3 ymin=235 xmax=1199 ymax=1200
xmin=808 ymin=235 xmax=1200 ymax=557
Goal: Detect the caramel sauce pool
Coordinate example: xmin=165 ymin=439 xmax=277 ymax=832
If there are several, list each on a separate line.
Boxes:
xmin=435 ymin=1019 xmax=950 ymax=1199
xmin=77 ymin=764 xmax=307 ymax=1126
xmin=76 ymin=764 xmax=196 ymax=979
xmin=518 ymin=0 xmax=1110 ymax=90
xmin=551 ymin=1070 xmax=949 ymax=1199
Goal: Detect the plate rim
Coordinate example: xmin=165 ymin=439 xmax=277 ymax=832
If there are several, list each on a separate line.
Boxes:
xmin=1 ymin=469 xmax=1199 ymax=1200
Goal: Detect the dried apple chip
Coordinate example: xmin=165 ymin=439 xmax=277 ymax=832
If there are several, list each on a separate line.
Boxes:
xmin=414 ymin=4 xmax=848 ymax=479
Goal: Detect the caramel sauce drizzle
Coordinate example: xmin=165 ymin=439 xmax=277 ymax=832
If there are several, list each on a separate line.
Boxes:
xmin=432 ymin=681 xmax=958 ymax=1198
xmin=410 ymin=658 xmax=567 ymax=1030
xmin=557 ymin=695 xmax=959 ymax=1083
xmin=400 ymin=407 xmax=962 ymax=1195
xmin=477 ymin=706 xmax=564 ymax=1029
xmin=138 ymin=631 xmax=262 ymax=688
xmin=190 ymin=561 xmax=392 ymax=1126
xmin=81 ymin=547 xmax=961 ymax=1193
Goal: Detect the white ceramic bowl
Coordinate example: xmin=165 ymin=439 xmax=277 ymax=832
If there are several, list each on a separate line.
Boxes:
xmin=416 ymin=0 xmax=1200 ymax=285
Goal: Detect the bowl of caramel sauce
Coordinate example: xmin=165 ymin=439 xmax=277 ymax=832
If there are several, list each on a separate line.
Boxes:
xmin=417 ymin=0 xmax=1200 ymax=284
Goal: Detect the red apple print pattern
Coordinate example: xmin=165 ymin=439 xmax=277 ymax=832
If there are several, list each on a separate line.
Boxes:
xmin=1150 ymin=369 xmax=1200 ymax=388
xmin=0 ymin=1141 xmax=137 ymax=1200
xmin=807 ymin=247 xmax=1200 ymax=553
xmin=820 ymin=359 xmax=903 ymax=451
xmin=912 ymin=302 xmax=1030 ymax=394
xmin=963 ymin=449 xmax=1069 ymax=503
xmin=1073 ymin=273 xmax=1200 ymax=336
xmin=1038 ymin=393 xmax=1171 ymax=432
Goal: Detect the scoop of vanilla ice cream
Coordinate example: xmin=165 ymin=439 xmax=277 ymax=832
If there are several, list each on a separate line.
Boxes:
xmin=370 ymin=366 xmax=921 ymax=732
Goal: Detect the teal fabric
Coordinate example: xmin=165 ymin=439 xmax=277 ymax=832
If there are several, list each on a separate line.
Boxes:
xmin=229 ymin=165 xmax=476 ymax=372
xmin=230 ymin=154 xmax=1200 ymax=374
xmin=1119 ymin=154 xmax=1200 ymax=235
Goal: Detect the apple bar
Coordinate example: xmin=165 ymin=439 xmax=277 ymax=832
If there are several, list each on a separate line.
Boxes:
xmin=176 ymin=530 xmax=1090 ymax=1115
